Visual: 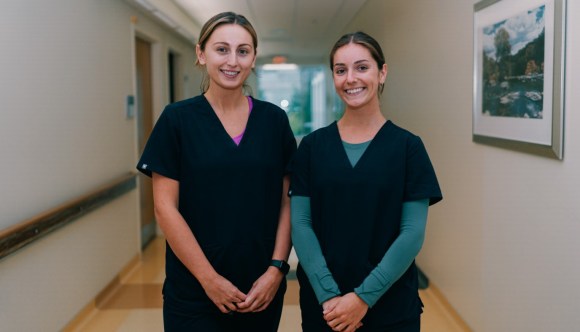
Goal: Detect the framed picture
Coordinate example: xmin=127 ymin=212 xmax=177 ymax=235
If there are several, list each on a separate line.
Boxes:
xmin=473 ymin=0 xmax=566 ymax=159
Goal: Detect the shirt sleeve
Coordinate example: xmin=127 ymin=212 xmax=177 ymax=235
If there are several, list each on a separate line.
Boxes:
xmin=291 ymin=195 xmax=341 ymax=304
xmin=404 ymin=136 xmax=442 ymax=206
xmin=136 ymin=106 xmax=181 ymax=180
xmin=354 ymin=199 xmax=429 ymax=307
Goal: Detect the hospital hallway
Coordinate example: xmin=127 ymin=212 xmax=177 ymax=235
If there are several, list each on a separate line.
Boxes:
xmin=3 ymin=1 xmax=580 ymax=331
xmin=64 ymin=237 xmax=470 ymax=331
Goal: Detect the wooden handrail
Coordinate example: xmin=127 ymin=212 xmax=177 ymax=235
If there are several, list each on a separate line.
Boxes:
xmin=0 ymin=173 xmax=137 ymax=260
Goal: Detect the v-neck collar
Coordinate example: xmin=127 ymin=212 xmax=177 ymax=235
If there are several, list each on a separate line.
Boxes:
xmin=342 ymin=140 xmax=372 ymax=168
xmin=331 ymin=120 xmax=390 ymax=169
xmin=201 ymin=94 xmax=254 ymax=148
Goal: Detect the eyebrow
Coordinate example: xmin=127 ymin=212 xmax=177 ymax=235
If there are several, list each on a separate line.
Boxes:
xmin=333 ymin=59 xmax=370 ymax=67
xmin=212 ymin=42 xmax=252 ymax=48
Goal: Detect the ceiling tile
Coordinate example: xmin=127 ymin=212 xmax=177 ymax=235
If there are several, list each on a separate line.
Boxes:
xmin=171 ymin=0 xmax=369 ymax=60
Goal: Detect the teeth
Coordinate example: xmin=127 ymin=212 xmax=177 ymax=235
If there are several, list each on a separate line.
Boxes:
xmin=222 ymin=70 xmax=238 ymax=76
xmin=346 ymin=87 xmax=363 ymax=94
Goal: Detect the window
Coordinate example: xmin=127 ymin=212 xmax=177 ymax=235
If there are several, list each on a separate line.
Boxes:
xmin=257 ymin=64 xmax=343 ymax=136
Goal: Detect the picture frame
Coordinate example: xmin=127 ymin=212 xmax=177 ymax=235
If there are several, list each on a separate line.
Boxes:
xmin=473 ymin=0 xmax=566 ymax=159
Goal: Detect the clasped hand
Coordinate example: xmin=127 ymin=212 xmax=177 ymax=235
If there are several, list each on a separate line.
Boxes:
xmin=203 ymin=268 xmax=284 ymax=314
xmin=323 ymin=292 xmax=368 ymax=332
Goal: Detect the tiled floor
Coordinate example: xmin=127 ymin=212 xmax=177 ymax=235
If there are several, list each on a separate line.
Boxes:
xmin=69 ymin=237 xmax=469 ymax=331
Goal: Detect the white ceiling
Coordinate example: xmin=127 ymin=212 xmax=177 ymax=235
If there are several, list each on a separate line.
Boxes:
xmin=172 ymin=0 xmax=368 ymax=63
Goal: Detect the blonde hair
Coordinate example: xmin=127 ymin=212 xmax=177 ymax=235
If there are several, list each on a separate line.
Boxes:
xmin=196 ymin=12 xmax=258 ymax=94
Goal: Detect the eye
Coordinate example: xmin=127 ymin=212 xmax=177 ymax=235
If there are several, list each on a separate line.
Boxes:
xmin=357 ymin=65 xmax=369 ymax=72
xmin=216 ymin=47 xmax=228 ymax=54
xmin=238 ymin=48 xmax=251 ymax=56
xmin=334 ymin=67 xmax=346 ymax=75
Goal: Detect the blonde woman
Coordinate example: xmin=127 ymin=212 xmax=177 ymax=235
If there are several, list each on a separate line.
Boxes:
xmin=137 ymin=12 xmax=296 ymax=331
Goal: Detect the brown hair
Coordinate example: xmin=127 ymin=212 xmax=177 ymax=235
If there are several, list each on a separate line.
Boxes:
xmin=196 ymin=12 xmax=258 ymax=93
xmin=329 ymin=31 xmax=386 ymax=94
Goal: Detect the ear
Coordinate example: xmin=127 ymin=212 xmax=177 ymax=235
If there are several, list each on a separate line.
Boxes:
xmin=379 ymin=63 xmax=388 ymax=84
xmin=251 ymin=49 xmax=257 ymax=69
xmin=196 ymin=44 xmax=206 ymax=65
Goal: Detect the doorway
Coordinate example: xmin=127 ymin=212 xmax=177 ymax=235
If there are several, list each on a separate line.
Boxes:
xmin=168 ymin=50 xmax=184 ymax=103
xmin=135 ymin=37 xmax=156 ymax=249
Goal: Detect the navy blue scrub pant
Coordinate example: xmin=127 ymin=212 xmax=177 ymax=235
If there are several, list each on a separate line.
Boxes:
xmin=163 ymin=281 xmax=286 ymax=332
xmin=300 ymin=293 xmax=420 ymax=332
xmin=301 ymin=311 xmax=420 ymax=332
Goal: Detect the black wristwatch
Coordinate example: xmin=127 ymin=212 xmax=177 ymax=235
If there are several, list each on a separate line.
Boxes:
xmin=270 ymin=259 xmax=290 ymax=275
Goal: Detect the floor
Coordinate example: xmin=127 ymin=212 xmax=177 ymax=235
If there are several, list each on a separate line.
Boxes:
xmin=68 ymin=237 xmax=469 ymax=331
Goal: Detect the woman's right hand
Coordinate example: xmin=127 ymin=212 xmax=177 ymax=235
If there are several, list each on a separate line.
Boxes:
xmin=323 ymin=293 xmax=367 ymax=331
xmin=201 ymin=274 xmax=247 ymax=314
xmin=323 ymin=296 xmax=365 ymax=330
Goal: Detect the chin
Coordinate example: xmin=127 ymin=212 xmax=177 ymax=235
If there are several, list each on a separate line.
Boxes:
xmin=346 ymin=99 xmax=371 ymax=109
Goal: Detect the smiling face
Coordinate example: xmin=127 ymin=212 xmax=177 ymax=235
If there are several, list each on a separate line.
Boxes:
xmin=196 ymin=24 xmax=256 ymax=92
xmin=332 ymin=43 xmax=387 ymax=110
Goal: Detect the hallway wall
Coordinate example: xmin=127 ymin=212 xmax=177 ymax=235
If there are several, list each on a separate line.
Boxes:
xmin=345 ymin=0 xmax=579 ymax=330
xmin=0 ymin=0 xmax=198 ymax=330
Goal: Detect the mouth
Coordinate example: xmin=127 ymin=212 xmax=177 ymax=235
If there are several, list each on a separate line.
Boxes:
xmin=345 ymin=87 xmax=365 ymax=95
xmin=221 ymin=69 xmax=239 ymax=78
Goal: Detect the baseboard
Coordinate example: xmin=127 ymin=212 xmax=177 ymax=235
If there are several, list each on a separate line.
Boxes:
xmin=425 ymin=282 xmax=473 ymax=332
xmin=61 ymin=299 xmax=97 ymax=332
xmin=61 ymin=254 xmax=141 ymax=331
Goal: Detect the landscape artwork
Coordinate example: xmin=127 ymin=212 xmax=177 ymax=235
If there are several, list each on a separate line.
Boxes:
xmin=473 ymin=0 xmax=565 ymax=159
xmin=481 ymin=5 xmax=545 ymax=119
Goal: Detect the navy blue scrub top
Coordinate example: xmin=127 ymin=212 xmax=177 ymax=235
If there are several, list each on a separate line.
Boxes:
xmin=290 ymin=121 xmax=442 ymax=328
xmin=137 ymin=95 xmax=296 ymax=309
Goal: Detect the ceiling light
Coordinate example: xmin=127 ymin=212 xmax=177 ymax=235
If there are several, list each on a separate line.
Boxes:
xmin=272 ymin=55 xmax=287 ymax=64
xmin=262 ymin=64 xmax=298 ymax=71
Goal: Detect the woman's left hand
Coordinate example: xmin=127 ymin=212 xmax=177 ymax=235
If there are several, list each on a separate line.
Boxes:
xmin=235 ymin=267 xmax=284 ymax=313
xmin=323 ymin=292 xmax=368 ymax=332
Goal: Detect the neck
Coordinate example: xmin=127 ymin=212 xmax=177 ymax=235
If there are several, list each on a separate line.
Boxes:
xmin=337 ymin=98 xmax=386 ymax=144
xmin=204 ymin=87 xmax=246 ymax=113
xmin=340 ymin=103 xmax=386 ymax=128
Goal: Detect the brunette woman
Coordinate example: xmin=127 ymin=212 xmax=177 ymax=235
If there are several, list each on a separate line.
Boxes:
xmin=291 ymin=31 xmax=442 ymax=332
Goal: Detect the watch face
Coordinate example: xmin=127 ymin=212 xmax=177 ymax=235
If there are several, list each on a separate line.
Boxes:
xmin=271 ymin=260 xmax=289 ymax=274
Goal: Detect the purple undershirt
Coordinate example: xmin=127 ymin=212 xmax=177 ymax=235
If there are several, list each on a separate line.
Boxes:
xmin=232 ymin=96 xmax=253 ymax=145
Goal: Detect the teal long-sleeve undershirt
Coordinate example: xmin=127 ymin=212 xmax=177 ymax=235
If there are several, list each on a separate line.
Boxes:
xmin=290 ymin=196 xmax=429 ymax=307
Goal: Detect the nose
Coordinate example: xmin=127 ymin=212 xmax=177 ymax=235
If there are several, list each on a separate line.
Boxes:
xmin=346 ymin=70 xmax=357 ymax=83
xmin=226 ymin=52 xmax=238 ymax=66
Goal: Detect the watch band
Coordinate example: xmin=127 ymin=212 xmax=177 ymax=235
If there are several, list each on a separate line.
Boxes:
xmin=270 ymin=259 xmax=290 ymax=275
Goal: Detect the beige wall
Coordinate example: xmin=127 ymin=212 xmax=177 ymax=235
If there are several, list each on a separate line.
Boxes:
xmin=0 ymin=193 xmax=139 ymax=330
xmin=346 ymin=0 xmax=580 ymax=330
xmin=0 ymin=0 xmax=198 ymax=330
xmin=2 ymin=0 xmax=578 ymax=330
